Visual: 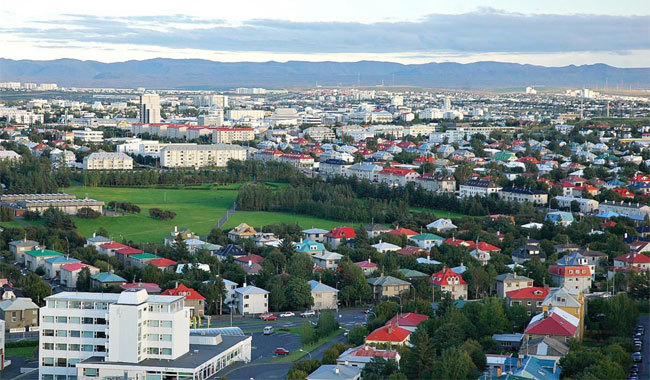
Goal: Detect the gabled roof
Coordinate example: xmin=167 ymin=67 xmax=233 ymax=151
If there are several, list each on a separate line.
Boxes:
xmin=60 ymin=262 xmax=97 ymax=272
xmin=365 ymin=324 xmax=411 ymax=343
xmin=235 ymin=254 xmax=265 ymax=264
xmin=614 ymin=252 xmax=650 ymax=264
xmin=430 ymin=268 xmax=467 ymax=286
xmin=386 ymin=312 xmax=429 ymax=327
xmin=234 ymin=285 xmax=269 ymax=295
xmin=506 ymin=287 xmax=550 ymax=299
xmin=367 ymin=276 xmax=410 ymax=287
xmin=410 ymin=233 xmax=444 ymax=241
xmin=91 ymin=272 xmax=126 ymax=283
xmin=355 ymin=260 xmax=377 ymax=268
xmin=525 ymin=307 xmax=579 ymax=336
xmin=161 ymin=283 xmax=205 ymax=300
xmin=325 ymin=227 xmax=356 ymax=239
xmin=308 ymin=280 xmax=338 ymax=293
xmin=25 ymin=249 xmax=63 ymax=257
xmin=388 ymin=227 xmax=418 ymax=236
xmin=99 ymin=242 xmax=130 ymax=250
xmin=149 ymin=258 xmax=177 ymax=267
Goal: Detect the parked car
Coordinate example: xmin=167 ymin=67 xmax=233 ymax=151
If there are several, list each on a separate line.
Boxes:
xmin=260 ymin=313 xmax=277 ymax=321
xmin=274 ymin=347 xmax=290 ymax=356
xmin=280 ymin=312 xmax=295 ymax=318
xmin=301 ymin=310 xmax=316 ymax=317
xmin=344 ymin=329 xmax=350 ymax=337
xmin=632 ymin=352 xmax=642 ymax=362
xmin=263 ymin=326 xmax=274 ymax=335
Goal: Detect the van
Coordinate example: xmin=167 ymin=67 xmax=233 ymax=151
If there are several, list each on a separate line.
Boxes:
xmin=263 ymin=326 xmax=274 ymax=335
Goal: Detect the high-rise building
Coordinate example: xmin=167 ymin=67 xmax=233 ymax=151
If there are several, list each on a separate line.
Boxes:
xmin=443 ymin=97 xmax=452 ymax=111
xmin=140 ymin=93 xmax=161 ymax=124
xmin=39 ymin=289 xmax=251 ymax=380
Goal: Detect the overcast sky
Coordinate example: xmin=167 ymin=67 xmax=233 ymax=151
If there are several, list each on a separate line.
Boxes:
xmin=1 ymin=0 xmax=649 ymax=67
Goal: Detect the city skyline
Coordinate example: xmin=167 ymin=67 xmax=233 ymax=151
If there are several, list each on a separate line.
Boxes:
xmin=1 ymin=0 xmax=649 ymax=67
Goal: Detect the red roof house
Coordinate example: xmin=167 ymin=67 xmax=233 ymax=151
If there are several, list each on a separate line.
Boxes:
xmin=386 ymin=313 xmax=429 ymax=331
xmin=365 ymin=324 xmax=411 ymax=347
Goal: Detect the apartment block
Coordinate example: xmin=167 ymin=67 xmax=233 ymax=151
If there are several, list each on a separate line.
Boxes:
xmin=160 ymin=144 xmax=247 ymax=168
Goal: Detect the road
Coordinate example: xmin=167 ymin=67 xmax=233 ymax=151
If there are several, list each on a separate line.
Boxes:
xmin=214 ymin=309 xmax=365 ymax=380
xmin=638 ymin=314 xmax=649 ymax=380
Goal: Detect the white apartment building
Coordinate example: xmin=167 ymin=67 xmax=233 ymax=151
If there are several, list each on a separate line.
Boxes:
xmin=194 ymin=94 xmax=228 ymax=108
xmin=160 ymin=144 xmax=247 ymax=168
xmin=140 ymin=93 xmax=161 ymax=124
xmin=555 ymin=196 xmax=599 ymax=213
xmin=49 ymin=150 xmax=75 ymax=168
xmin=459 ymin=179 xmax=503 ymax=198
xmin=347 ymin=163 xmax=383 ymax=182
xmin=404 ymin=124 xmax=438 ymax=137
xmin=303 ymin=126 xmax=335 ymax=142
xmin=498 ymin=187 xmax=549 ymax=205
xmin=599 ymin=201 xmax=650 ymax=220
xmin=40 ymin=290 xmax=252 ymax=380
xmin=83 ymin=152 xmax=133 ymax=170
xmin=198 ymin=111 xmax=224 ymax=127
xmin=116 ymin=139 xmax=166 ymax=156
xmin=0 ymin=108 xmax=44 ymax=124
xmin=212 ymin=128 xmax=255 ymax=144
xmin=73 ymin=129 xmax=103 ymax=144
xmin=419 ymin=108 xmax=445 ymax=120
xmin=233 ymin=285 xmax=269 ymax=316
xmin=226 ymin=109 xmax=265 ymax=120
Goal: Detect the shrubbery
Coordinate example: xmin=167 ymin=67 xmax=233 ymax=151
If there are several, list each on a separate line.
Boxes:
xmin=149 ymin=208 xmax=176 ymax=220
xmin=77 ymin=207 xmax=101 ymax=219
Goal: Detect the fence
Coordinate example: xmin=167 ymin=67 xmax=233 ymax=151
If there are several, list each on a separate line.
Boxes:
xmin=216 ymin=202 xmax=237 ymax=229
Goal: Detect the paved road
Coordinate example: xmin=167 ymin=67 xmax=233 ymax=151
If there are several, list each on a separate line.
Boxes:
xmin=637 ymin=314 xmax=649 ymax=380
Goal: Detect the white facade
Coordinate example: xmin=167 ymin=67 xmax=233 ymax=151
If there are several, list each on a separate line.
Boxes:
xmin=233 ymin=285 xmax=269 ymax=316
xmin=226 ymin=109 xmax=265 ymax=120
xmin=140 ymin=94 xmax=161 ymax=124
xmin=73 ymin=129 xmax=103 ymax=143
xmin=83 ymin=152 xmax=133 ymax=170
xmin=160 ymin=144 xmax=247 ymax=168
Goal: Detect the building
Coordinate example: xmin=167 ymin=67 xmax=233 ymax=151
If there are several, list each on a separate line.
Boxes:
xmin=0 ymin=319 xmax=4 ymax=369
xmin=308 ymin=280 xmax=338 ymax=310
xmin=73 ymin=128 xmax=103 ymax=143
xmin=520 ymin=336 xmax=569 ymax=361
xmin=160 ymin=144 xmax=247 ymax=168
xmin=9 ymin=238 xmax=40 ymax=264
xmin=613 ymin=252 xmax=650 ymax=271
xmin=545 ymin=211 xmax=575 ymax=226
xmin=227 ymin=223 xmax=257 ymax=241
xmin=346 ymin=163 xmax=383 ymax=182
xmin=90 ymin=272 xmax=127 ymax=289
xmin=385 ymin=313 xmax=429 ymax=332
xmin=278 ymin=153 xmax=315 ymax=169
xmin=161 ymin=284 xmax=205 ymax=318
xmin=233 ymin=285 xmax=269 ymax=316
xmin=40 ymin=290 xmax=252 ymax=380
xmin=599 ymin=200 xmax=650 ymax=220
xmin=302 ymin=228 xmax=329 ymax=243
xmin=495 ymin=273 xmax=534 ymax=298
xmin=541 ymin=287 xmax=585 ymax=340
xmin=60 ymin=263 xmax=100 ymax=289
xmin=364 ymin=324 xmax=411 ymax=348
xmin=459 ymin=179 xmax=502 ymax=198
xmin=312 ymin=251 xmax=343 ymax=270
xmin=524 ymin=307 xmax=580 ymax=343
xmin=366 ymin=276 xmax=411 ymax=300
xmin=0 ymin=297 xmax=39 ymax=332
xmin=83 ymin=152 xmax=133 ymax=170
xmin=336 ymin=345 xmax=400 ymax=369
xmin=416 ymin=173 xmax=456 ymax=194
xmin=430 ymin=268 xmax=467 ymax=300
xmin=294 ymin=240 xmax=326 ymax=256
xmin=377 ymin=167 xmax=419 ymax=187
xmin=324 ymin=227 xmax=356 ymax=250
xmin=506 ymin=287 xmax=550 ymax=316
xmin=304 ymin=126 xmax=335 ymax=141
xmin=554 ymin=196 xmax=599 ymax=213
xmin=511 ymin=240 xmax=545 ymax=264
xmin=140 ymin=93 xmax=161 ymax=124
xmin=498 ymin=187 xmax=548 ymax=205
xmin=549 ymin=265 xmax=591 ymax=293
xmin=306 ymin=365 xmax=361 ymax=380
xmin=44 ymin=256 xmax=80 ymax=280
xmin=24 ymin=249 xmax=63 ymax=273
xmin=212 ymin=128 xmax=255 ymax=144
xmin=408 ymin=233 xmax=444 ymax=250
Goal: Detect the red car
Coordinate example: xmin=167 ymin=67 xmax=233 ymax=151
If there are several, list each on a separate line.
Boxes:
xmin=261 ymin=313 xmax=277 ymax=321
xmin=274 ymin=347 xmax=290 ymax=356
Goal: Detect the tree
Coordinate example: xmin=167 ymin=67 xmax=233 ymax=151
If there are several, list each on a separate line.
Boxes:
xmin=77 ymin=267 xmax=92 ymax=291
xmin=141 ymin=264 xmax=163 ymax=284
xmin=286 ymin=278 xmax=314 ymax=311
xmin=43 ymin=207 xmax=75 ymax=230
xmin=96 ymin=227 xmax=109 ymax=237
xmin=172 ymin=233 xmax=190 ymax=262
xmin=76 ymin=207 xmax=101 ymax=219
xmin=626 ymin=271 xmax=650 ymax=300
xmin=287 ymin=359 xmax=321 ymax=380
xmin=346 ymin=325 xmax=368 ymax=346
xmin=267 ymin=276 xmax=287 ymax=311
xmin=20 ymin=274 xmax=52 ymax=305
xmin=299 ymin=321 xmax=316 ymax=344
xmin=200 ymin=279 xmax=227 ymax=315
xmin=322 ymin=343 xmax=350 ymax=365
xmin=476 ymin=298 xmax=510 ymax=336
xmin=316 ymin=310 xmax=338 ymax=338
xmin=461 ymin=339 xmax=486 ymax=371
xmin=432 ymin=347 xmax=478 ymax=380
xmin=403 ymin=327 xmax=434 ymax=379
xmin=362 ymin=357 xmax=401 ymax=380
xmin=289 ymin=253 xmax=314 ymax=280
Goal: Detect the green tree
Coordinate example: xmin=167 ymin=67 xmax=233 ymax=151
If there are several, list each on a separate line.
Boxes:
xmin=267 ymin=276 xmax=287 ymax=311
xmin=316 ymin=310 xmax=339 ymax=338
xmin=289 ymin=252 xmax=314 ymax=279
xmin=20 ymin=274 xmax=52 ymax=305
xmin=299 ymin=321 xmax=316 ymax=344
xmin=403 ymin=327 xmax=434 ymax=379
xmin=461 ymin=339 xmax=487 ymax=371
xmin=432 ymin=347 xmax=478 ymax=380
xmin=76 ymin=267 xmax=92 ymax=291
xmin=200 ymin=279 xmax=227 ymax=315
xmin=362 ymin=357 xmax=401 ymax=380
xmin=172 ymin=233 xmax=190 ymax=261
xmin=347 ymin=325 xmax=368 ymax=346
xmin=286 ymin=277 xmax=314 ymax=311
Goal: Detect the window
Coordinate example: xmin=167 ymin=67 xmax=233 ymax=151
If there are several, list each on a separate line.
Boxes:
xmin=56 ymin=316 xmax=67 ymax=323
xmin=162 ymin=348 xmax=172 ymax=355
xmin=83 ymin=368 xmax=98 ymax=377
xmin=161 ymin=321 xmax=172 ymax=328
xmin=70 ymin=330 xmax=80 ymax=337
xmin=82 ymin=345 xmax=94 ymax=352
xmin=69 ymin=317 xmax=81 ymax=324
xmin=42 ymin=343 xmax=54 ymax=350
xmin=82 ymin=331 xmax=94 ymax=338
xmin=161 ymin=334 xmax=172 ymax=341
xmin=149 ymin=320 xmax=159 ymax=327
xmin=83 ymin=317 xmax=94 ymax=324
xmin=69 ymin=344 xmax=80 ymax=351
xmin=56 ymin=343 xmax=67 ymax=351
xmin=43 ymin=316 xmax=54 ymax=323
xmin=43 ymin=329 xmax=54 ymax=337
xmin=42 ymin=357 xmax=54 ymax=366
xmin=56 ymin=330 xmax=67 ymax=337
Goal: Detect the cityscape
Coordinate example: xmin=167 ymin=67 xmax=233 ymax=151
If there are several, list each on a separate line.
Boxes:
xmin=0 ymin=1 xmax=649 ymax=380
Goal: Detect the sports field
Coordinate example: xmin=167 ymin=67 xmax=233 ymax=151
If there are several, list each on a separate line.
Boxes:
xmin=61 ymin=185 xmax=349 ymax=242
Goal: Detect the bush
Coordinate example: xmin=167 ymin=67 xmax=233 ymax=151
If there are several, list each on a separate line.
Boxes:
xmin=149 ymin=208 xmax=176 ymax=220
xmin=43 ymin=207 xmax=75 ymax=229
xmin=287 ymin=359 xmax=321 ymax=380
xmin=77 ymin=207 xmax=101 ymax=219
xmin=108 ymin=201 xmax=141 ymax=213
xmin=0 ymin=206 xmax=14 ymax=221
xmin=6 ymin=339 xmax=38 ymax=348
xmin=23 ymin=210 xmax=40 ymax=220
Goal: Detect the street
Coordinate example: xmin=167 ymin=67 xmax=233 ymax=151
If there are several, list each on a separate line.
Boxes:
xmin=638 ymin=314 xmax=649 ymax=380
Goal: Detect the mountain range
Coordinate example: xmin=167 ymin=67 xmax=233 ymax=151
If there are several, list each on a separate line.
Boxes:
xmin=0 ymin=58 xmax=648 ymax=90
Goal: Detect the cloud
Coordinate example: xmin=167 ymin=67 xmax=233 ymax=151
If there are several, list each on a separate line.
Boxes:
xmin=2 ymin=10 xmax=649 ymax=56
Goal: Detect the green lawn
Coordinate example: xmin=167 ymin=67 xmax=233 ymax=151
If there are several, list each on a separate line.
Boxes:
xmin=6 ymin=345 xmax=37 ymax=358
xmin=410 ymin=206 xmax=468 ymax=219
xmin=58 ymin=185 xmax=350 ymax=243
xmin=0 ymin=220 xmax=28 ymax=229
xmin=272 ymin=329 xmax=344 ymax=363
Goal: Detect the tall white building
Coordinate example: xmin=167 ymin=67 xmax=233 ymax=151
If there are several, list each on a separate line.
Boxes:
xmin=82 ymin=152 xmax=134 ymax=170
xmin=160 ymin=144 xmax=247 ymax=168
xmin=140 ymin=93 xmax=161 ymax=124
xmin=73 ymin=129 xmax=103 ymax=143
xmin=39 ymin=290 xmax=251 ymax=380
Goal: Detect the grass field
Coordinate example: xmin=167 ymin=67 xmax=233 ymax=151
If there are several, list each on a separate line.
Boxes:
xmin=6 ymin=344 xmax=37 ymax=358
xmin=271 ymin=329 xmax=344 ymax=363
xmin=410 ymin=206 xmax=468 ymax=219
xmin=60 ymin=185 xmax=351 ymax=243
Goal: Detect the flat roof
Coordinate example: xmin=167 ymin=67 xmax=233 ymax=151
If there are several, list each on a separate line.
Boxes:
xmin=78 ymin=336 xmax=249 ymax=369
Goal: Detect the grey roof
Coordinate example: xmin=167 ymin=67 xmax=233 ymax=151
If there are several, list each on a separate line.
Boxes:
xmin=303 ymin=228 xmax=329 ymax=234
xmin=0 ymin=297 xmax=39 ymax=311
xmin=79 ymin=337 xmax=249 ymax=369
xmin=9 ymin=239 xmax=39 ymax=247
xmin=234 ymin=285 xmax=269 ymax=295
xmin=366 ymin=276 xmax=411 ymax=287
xmin=308 ymin=280 xmax=338 ymax=293
xmin=492 ymin=333 xmax=524 ymax=342
xmin=86 ymin=235 xmax=112 ymax=244
xmin=495 ymin=273 xmax=532 ymax=283
xmin=313 ymin=251 xmax=343 ymax=260
xmin=521 ymin=336 xmax=569 ymax=357
xmin=306 ymin=365 xmax=361 ymax=380
xmin=542 ymin=287 xmax=581 ymax=308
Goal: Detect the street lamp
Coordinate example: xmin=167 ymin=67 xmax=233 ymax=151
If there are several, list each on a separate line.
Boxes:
xmin=391 ymin=295 xmax=403 ymax=317
xmin=299 ymin=349 xmax=312 ymax=358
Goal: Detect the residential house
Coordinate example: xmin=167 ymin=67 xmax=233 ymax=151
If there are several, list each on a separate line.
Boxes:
xmin=426 ymin=218 xmax=457 ymax=232
xmin=545 ymin=211 xmax=574 ymax=226
xmin=90 ymin=272 xmax=126 ymax=289
xmin=542 ymin=287 xmax=585 ymax=340
xmin=492 ymin=333 xmax=524 ymax=351
xmin=308 ymin=280 xmax=339 ymax=310
xmin=43 ymin=256 xmax=80 ymax=280
xmin=520 ymin=336 xmax=569 ymax=361
xmin=557 ymin=251 xmax=596 ymax=280
xmin=399 ymin=269 xmax=429 ymax=280
xmin=377 ymin=167 xmax=419 ymax=187
xmin=84 ymin=234 xmax=112 ymax=249
xmin=430 ymin=268 xmax=467 ymax=300
xmin=161 ymin=284 xmax=205 ymax=318
xmin=371 ymin=241 xmax=401 ymax=254
xmin=120 ymin=282 xmax=162 ymax=294
xmin=598 ymin=201 xmax=650 ymax=221
xmin=9 ymin=239 xmax=40 ymax=264
xmin=305 ymin=365 xmax=361 ymax=380
xmin=416 ymin=173 xmax=456 ymax=194
xmin=396 ymin=246 xmax=428 ymax=256
xmin=355 ymin=259 xmax=378 ymax=276
xmin=613 ymin=252 xmax=650 ymax=271
xmin=302 ymin=228 xmax=329 ymax=243
xmin=227 ymin=223 xmax=257 ymax=241
xmin=324 ymin=227 xmax=356 ymax=250
xmin=164 ymin=226 xmax=199 ymax=246
xmin=386 ymin=313 xmax=429 ymax=332
xmin=524 ymin=307 xmax=580 ymax=344
xmin=24 ymin=249 xmax=63 ymax=273
xmin=312 ymin=251 xmax=343 ymax=270
xmin=470 ymin=248 xmax=491 ymax=266
xmin=365 ymin=225 xmax=392 ymax=238
xmin=549 ymin=265 xmax=591 ymax=293
xmin=459 ymin=179 xmax=502 ymax=198
xmin=213 ymin=244 xmax=247 ymax=261
xmin=294 ymin=240 xmax=326 ymax=255
xmin=506 ymin=287 xmax=550 ymax=316
xmin=409 ymin=233 xmax=444 ymax=250
xmin=0 ymin=297 xmax=39 ymax=332
xmin=554 ymin=196 xmax=599 ymax=213
xmin=98 ymin=242 xmax=131 ymax=257
xmin=60 ymin=263 xmax=100 ymax=289
xmin=511 ymin=240 xmax=545 ymax=264
xmin=495 ymin=273 xmax=534 ymax=298
xmin=336 ymin=345 xmax=400 ymax=369
xmin=367 ymin=276 xmax=411 ymax=300
xmin=233 ymin=285 xmax=269 ymax=316
xmin=365 ymin=324 xmax=411 ymax=348
xmin=498 ymin=187 xmax=548 ymax=205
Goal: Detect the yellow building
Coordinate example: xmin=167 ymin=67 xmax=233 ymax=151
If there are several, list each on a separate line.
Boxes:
xmin=541 ymin=287 xmax=585 ymax=341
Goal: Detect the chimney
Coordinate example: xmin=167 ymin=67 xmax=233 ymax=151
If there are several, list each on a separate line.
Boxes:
xmin=334 ymin=367 xmax=340 ymax=375
xmin=175 ymin=281 xmax=179 ymax=288
xmin=368 ymin=258 xmax=371 ymax=264
xmin=248 ymin=259 xmax=252 ymax=267
xmin=174 ymin=225 xmax=178 ymax=233
xmin=388 ymin=325 xmax=393 ymax=334
xmin=93 ymin=232 xmax=96 ymax=238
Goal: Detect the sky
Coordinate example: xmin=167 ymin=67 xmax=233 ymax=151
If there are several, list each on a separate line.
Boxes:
xmin=1 ymin=0 xmax=649 ymax=67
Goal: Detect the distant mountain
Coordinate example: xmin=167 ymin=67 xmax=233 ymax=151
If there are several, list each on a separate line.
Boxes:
xmin=0 ymin=58 xmax=648 ymax=89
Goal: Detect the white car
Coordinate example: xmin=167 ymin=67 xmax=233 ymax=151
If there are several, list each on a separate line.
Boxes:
xmin=301 ymin=310 xmax=316 ymax=317
xmin=279 ymin=312 xmax=295 ymax=318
